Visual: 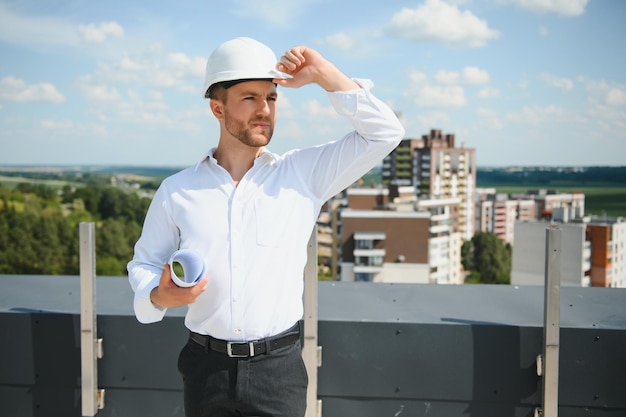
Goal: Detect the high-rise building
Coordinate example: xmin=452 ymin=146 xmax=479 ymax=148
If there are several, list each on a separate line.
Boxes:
xmin=382 ymin=129 xmax=476 ymax=241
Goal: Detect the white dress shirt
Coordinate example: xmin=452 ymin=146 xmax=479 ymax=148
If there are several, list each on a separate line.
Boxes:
xmin=127 ymin=79 xmax=404 ymax=341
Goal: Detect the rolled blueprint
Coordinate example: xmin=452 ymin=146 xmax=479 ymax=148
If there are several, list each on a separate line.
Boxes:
xmin=168 ymin=249 xmax=206 ymax=287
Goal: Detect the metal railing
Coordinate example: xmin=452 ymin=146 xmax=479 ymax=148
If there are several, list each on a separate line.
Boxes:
xmin=79 ymin=222 xmax=104 ymax=416
xmin=536 ymin=225 xmax=561 ymax=417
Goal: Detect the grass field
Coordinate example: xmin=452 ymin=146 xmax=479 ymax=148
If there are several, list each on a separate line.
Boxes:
xmin=479 ymin=184 xmax=626 ymax=218
xmin=0 ymin=175 xmax=80 ymax=188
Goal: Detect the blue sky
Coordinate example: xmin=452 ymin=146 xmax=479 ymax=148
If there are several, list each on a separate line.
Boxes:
xmin=0 ymin=0 xmax=624 ymax=167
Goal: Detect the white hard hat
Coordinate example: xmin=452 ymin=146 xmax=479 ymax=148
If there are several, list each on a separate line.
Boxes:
xmin=202 ymin=37 xmax=284 ymax=98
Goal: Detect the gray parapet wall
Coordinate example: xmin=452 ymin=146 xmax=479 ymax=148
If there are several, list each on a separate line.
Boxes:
xmin=0 ymin=276 xmax=625 ymax=417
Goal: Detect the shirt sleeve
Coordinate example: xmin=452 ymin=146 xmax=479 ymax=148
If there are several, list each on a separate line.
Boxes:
xmin=286 ymin=78 xmax=405 ymax=202
xmin=127 ymin=184 xmax=180 ymax=324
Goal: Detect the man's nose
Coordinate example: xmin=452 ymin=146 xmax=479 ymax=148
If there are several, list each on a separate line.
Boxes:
xmin=256 ymin=100 xmax=271 ymax=115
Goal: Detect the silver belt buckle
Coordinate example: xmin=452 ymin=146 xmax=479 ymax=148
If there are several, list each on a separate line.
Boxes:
xmin=227 ymin=341 xmax=255 ymax=358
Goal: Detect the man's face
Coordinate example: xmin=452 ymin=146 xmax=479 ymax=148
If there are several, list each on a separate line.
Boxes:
xmin=221 ymin=80 xmax=277 ymax=148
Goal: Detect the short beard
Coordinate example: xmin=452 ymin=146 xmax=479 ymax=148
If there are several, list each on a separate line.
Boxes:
xmin=224 ymin=109 xmax=273 ymax=148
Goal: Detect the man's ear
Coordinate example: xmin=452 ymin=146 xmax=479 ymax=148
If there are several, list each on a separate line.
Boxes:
xmin=210 ymin=99 xmax=224 ymax=120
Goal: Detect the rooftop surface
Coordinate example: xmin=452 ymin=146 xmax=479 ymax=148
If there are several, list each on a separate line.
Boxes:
xmin=2 ymin=275 xmax=625 ymax=330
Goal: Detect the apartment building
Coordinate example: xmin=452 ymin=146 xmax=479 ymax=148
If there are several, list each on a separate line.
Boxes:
xmin=518 ymin=189 xmax=585 ymax=221
xmin=475 ymin=188 xmax=583 ymax=245
xmin=587 ymin=217 xmax=626 ymax=287
xmin=475 ymin=191 xmax=535 ymax=245
xmin=511 ymin=215 xmax=626 ymax=288
xmin=382 ymin=129 xmax=476 ymax=241
xmin=334 ymin=186 xmax=462 ymax=284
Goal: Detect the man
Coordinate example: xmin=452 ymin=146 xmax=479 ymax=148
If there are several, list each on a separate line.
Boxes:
xmin=127 ymin=37 xmax=404 ymax=417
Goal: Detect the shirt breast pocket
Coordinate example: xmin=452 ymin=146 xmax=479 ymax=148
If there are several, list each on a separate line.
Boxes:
xmin=253 ymin=196 xmax=292 ymax=247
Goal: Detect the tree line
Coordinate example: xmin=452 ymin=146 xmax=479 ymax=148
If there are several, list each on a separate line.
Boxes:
xmin=0 ymin=182 xmax=150 ymax=276
xmin=477 ymin=166 xmax=626 ymax=185
xmin=1 ymin=179 xmax=511 ymax=283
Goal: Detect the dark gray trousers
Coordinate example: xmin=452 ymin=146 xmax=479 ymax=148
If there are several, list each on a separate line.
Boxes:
xmin=178 ymin=336 xmax=308 ymax=417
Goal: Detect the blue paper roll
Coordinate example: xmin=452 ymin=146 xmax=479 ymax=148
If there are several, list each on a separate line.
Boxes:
xmin=168 ymin=249 xmax=206 ymax=287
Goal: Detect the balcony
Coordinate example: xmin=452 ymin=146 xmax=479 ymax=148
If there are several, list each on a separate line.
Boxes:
xmin=353 ymin=248 xmax=386 ymax=258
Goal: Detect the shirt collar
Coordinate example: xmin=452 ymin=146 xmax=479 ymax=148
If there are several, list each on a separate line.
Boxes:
xmin=194 ymin=147 xmax=277 ymax=171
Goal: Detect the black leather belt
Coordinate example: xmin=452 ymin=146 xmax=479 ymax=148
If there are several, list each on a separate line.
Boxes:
xmin=190 ymin=323 xmax=301 ymax=358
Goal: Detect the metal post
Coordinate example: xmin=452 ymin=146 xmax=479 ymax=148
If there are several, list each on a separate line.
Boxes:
xmin=80 ymin=222 xmax=104 ymax=416
xmin=303 ymin=226 xmax=322 ymax=417
xmin=538 ymin=225 xmax=561 ymax=417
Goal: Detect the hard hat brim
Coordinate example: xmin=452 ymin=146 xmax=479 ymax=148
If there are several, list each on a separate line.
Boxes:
xmin=202 ymin=69 xmax=286 ymax=99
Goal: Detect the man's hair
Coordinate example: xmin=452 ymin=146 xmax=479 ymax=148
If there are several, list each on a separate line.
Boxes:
xmin=207 ymin=83 xmax=228 ymax=102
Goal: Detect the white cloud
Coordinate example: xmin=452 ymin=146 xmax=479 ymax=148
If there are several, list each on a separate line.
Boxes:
xmin=0 ymin=76 xmax=65 ymax=103
xmin=476 ymin=107 xmax=503 ymax=129
xmin=119 ymin=57 xmax=146 ymax=72
xmin=301 ymin=99 xmax=339 ymax=118
xmin=505 ymin=0 xmax=589 ymax=17
xmin=409 ymin=70 xmax=428 ymax=84
xmin=539 ymin=73 xmax=573 ymax=91
xmin=407 ymin=67 xmax=475 ymax=108
xmin=505 ymin=105 xmax=564 ymax=125
xmin=606 ymin=88 xmax=626 ymax=106
xmin=91 ymin=50 xmax=203 ymax=95
xmin=435 ymin=67 xmax=489 ymax=85
xmin=320 ymin=33 xmax=355 ymax=50
xmin=87 ymin=85 xmax=121 ymax=101
xmin=478 ymin=86 xmax=500 ymax=98
xmin=580 ymin=78 xmax=626 ymax=107
xmin=462 ymin=67 xmax=490 ymax=84
xmin=539 ymin=26 xmax=549 ymax=36
xmin=168 ymin=53 xmax=206 ymax=78
xmin=414 ymin=85 xmax=467 ymax=108
xmin=78 ymin=21 xmax=124 ymax=43
xmin=387 ymin=0 xmax=500 ymax=47
xmin=41 ymin=119 xmax=74 ymax=130
xmin=435 ymin=71 xmax=460 ymax=84
xmin=416 ymin=110 xmax=450 ymax=128
xmin=276 ymin=120 xmax=306 ymax=139
xmin=76 ymin=77 xmax=121 ymax=101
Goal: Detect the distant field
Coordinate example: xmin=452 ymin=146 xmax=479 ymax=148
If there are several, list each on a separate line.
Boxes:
xmin=0 ymin=175 xmax=79 ymax=188
xmin=479 ymin=183 xmax=626 ymax=218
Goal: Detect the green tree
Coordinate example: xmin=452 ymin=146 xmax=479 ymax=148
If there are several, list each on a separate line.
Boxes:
xmin=461 ymin=232 xmax=511 ymax=284
xmin=0 ymin=181 xmax=149 ymax=276
xmin=96 ymin=218 xmax=141 ymax=275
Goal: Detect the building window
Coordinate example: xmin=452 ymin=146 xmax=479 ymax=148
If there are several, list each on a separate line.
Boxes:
xmin=356 ymin=239 xmax=374 ymax=250
xmin=356 ymin=272 xmax=373 ymax=282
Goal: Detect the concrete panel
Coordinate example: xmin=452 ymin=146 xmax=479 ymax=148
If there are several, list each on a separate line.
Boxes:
xmin=318 ymin=321 xmax=542 ymax=406
xmin=97 ymin=315 xmax=187 ymax=390
xmin=0 ymin=313 xmax=34 ymax=385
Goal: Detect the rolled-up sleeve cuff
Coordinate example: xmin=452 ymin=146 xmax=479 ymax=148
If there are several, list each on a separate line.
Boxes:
xmin=133 ymin=283 xmax=167 ymax=324
xmin=327 ymin=78 xmax=374 ymax=117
